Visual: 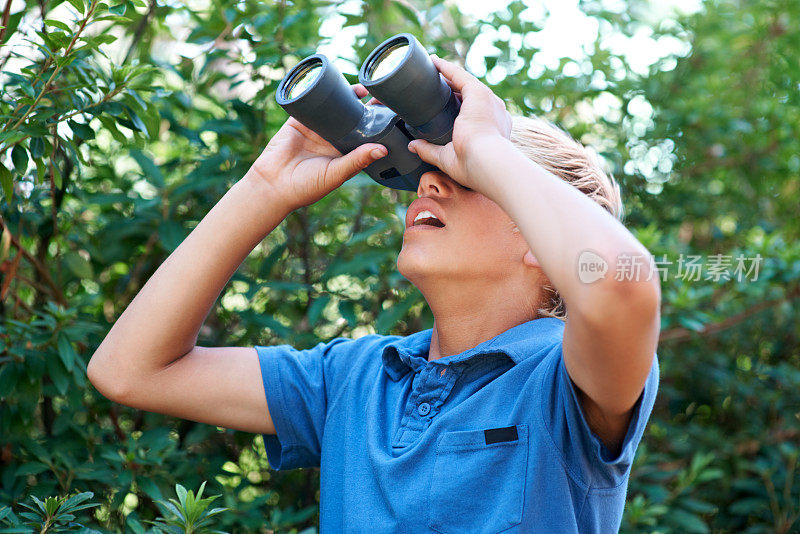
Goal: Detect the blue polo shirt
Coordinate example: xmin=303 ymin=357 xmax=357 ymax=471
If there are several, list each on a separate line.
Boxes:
xmin=255 ymin=317 xmax=659 ymax=533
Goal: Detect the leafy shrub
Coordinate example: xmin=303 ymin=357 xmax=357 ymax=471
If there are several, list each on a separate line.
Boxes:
xmin=1 ymin=0 xmax=798 ymax=532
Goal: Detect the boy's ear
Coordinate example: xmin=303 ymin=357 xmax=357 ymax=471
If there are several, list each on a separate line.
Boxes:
xmin=523 ymin=249 xmax=540 ymax=269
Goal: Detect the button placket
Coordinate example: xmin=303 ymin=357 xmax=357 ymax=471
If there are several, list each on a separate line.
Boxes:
xmin=414 ymin=366 xmax=437 ymax=419
xmin=392 ymin=365 xmax=436 ymax=447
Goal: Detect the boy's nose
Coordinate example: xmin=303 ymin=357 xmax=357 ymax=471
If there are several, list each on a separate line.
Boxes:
xmin=416 ymin=171 xmax=456 ymax=198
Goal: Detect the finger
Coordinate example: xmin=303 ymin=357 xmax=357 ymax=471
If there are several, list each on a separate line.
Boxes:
xmin=408 ymin=139 xmax=447 ymax=171
xmin=287 ymin=117 xmax=326 ymax=143
xmin=430 ymin=54 xmax=482 ymax=95
xmin=328 ymin=143 xmax=388 ymax=182
xmin=351 ymin=83 xmax=369 ymax=99
xmin=366 ymin=96 xmax=382 ymax=106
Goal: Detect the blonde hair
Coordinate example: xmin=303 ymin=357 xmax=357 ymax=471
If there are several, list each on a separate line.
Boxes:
xmin=509 ymin=114 xmax=623 ymax=321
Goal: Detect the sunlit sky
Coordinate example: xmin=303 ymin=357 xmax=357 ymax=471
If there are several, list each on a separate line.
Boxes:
xmin=317 ymin=0 xmax=702 ymax=79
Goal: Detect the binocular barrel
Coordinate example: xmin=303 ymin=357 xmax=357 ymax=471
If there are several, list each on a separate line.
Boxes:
xmin=275 ymin=33 xmax=461 ymax=192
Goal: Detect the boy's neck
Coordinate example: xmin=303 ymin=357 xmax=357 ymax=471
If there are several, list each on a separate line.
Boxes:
xmin=427 ymin=308 xmax=540 ymax=362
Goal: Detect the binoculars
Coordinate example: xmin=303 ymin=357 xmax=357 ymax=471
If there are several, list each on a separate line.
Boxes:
xmin=275 ymin=33 xmax=461 ymax=192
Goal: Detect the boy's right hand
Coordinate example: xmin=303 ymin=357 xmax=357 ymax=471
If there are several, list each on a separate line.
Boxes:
xmin=246 ymin=84 xmax=388 ymax=212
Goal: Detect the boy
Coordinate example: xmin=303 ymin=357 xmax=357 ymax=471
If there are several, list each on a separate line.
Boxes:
xmin=88 ymin=55 xmax=660 ymax=533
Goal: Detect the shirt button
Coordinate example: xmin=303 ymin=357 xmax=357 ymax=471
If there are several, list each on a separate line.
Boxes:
xmin=417 ymin=402 xmax=431 ymax=416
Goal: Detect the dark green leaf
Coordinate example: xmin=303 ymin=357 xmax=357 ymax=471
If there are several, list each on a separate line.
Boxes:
xmin=29 ymin=137 xmax=45 ymax=159
xmin=45 ymin=355 xmax=69 ymax=395
xmin=0 ymin=162 xmax=13 ymax=200
xmin=130 ymin=149 xmax=164 ymax=186
xmin=307 ymin=294 xmax=331 ymax=326
xmin=0 ymin=365 xmax=16 ymax=398
xmin=10 ymin=145 xmax=27 ymax=174
xmin=63 ymin=251 xmax=94 ymax=279
xmin=56 ymin=334 xmax=76 ymax=372
xmin=14 ymin=462 xmax=50 ymax=476
xmin=68 ymin=119 xmax=95 ymax=140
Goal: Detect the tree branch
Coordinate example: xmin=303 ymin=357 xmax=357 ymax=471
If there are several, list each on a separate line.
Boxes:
xmin=659 ymin=287 xmax=800 ymax=343
xmin=123 ymin=0 xmax=157 ymax=63
xmin=0 ymin=216 xmax=67 ymax=306
xmin=0 ymin=0 xmax=12 ymax=45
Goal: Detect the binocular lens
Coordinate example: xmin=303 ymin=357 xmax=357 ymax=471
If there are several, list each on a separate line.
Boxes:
xmin=368 ymin=43 xmax=409 ymax=81
xmin=276 ymin=33 xmax=461 ymax=191
xmin=284 ymin=61 xmax=323 ymax=100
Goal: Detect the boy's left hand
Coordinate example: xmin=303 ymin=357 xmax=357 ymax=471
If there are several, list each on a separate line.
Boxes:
xmin=407 ymin=55 xmax=512 ymax=193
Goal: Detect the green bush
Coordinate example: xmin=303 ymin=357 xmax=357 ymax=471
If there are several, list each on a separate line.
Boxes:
xmin=1 ymin=0 xmax=798 ymax=532
xmin=0 ymin=481 xmax=228 ymax=533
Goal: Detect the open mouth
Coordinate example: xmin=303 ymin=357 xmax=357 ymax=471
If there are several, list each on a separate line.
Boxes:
xmin=411 ymin=210 xmax=446 ymax=228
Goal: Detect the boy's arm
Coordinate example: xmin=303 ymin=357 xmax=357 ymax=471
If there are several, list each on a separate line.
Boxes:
xmin=474 ymin=137 xmax=660 ymax=456
xmin=87 ymin=102 xmax=387 ymax=434
xmin=87 ymin=174 xmax=292 ymax=433
xmin=407 ymin=56 xmax=660 ymax=455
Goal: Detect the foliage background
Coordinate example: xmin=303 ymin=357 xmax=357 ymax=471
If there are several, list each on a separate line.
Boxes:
xmin=0 ymin=0 xmax=798 ymax=532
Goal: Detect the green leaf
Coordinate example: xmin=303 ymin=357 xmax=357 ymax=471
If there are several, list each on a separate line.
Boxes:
xmin=29 ymin=137 xmax=45 ymax=158
xmin=52 ymin=160 xmax=62 ymax=189
xmin=130 ymin=149 xmax=164 ymax=186
xmin=139 ymin=479 xmax=163 ymax=502
xmin=0 ymin=162 xmax=13 ymax=200
xmin=68 ymin=119 xmax=95 ymax=140
xmin=97 ymin=115 xmax=127 ymax=142
xmin=35 ymin=158 xmax=46 ymax=184
xmin=338 ymin=299 xmax=358 ymax=328
xmin=0 ymin=364 xmax=16 ymax=397
xmin=125 ymin=107 xmax=148 ymax=133
xmin=88 ymin=33 xmax=117 ymax=45
xmin=669 ymin=509 xmax=709 ymax=533
xmin=175 ymin=484 xmax=188 ymax=506
xmin=94 ymin=14 xmax=132 ymax=22
xmin=375 ymin=293 xmax=419 ymax=334
xmin=43 ymin=19 xmax=72 ymax=32
xmin=307 ymin=294 xmax=331 ymax=326
xmin=46 ymin=355 xmax=70 ymax=395
xmin=258 ymin=243 xmax=287 ymax=279
xmin=65 ymin=0 xmax=85 ymax=15
xmin=44 ymin=496 xmax=60 ymax=516
xmin=109 ymin=3 xmax=126 ymax=15
xmin=10 ymin=145 xmax=27 ymax=174
xmin=63 ymin=251 xmax=94 ymax=279
xmin=142 ymin=102 xmax=162 ymax=139
xmin=57 ymin=334 xmax=76 ymax=372
xmin=14 ymin=462 xmax=50 ymax=476
xmin=59 ymin=492 xmax=94 ymax=513
xmin=158 ymin=220 xmax=187 ymax=252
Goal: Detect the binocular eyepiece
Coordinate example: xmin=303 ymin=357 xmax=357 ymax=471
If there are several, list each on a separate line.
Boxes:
xmin=275 ymin=33 xmax=461 ymax=192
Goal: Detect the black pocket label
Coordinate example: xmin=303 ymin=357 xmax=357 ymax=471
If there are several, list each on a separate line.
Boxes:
xmin=484 ymin=425 xmax=519 ymax=445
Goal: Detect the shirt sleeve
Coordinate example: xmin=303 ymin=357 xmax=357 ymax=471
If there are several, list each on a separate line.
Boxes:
xmin=538 ymin=344 xmax=659 ymax=489
xmin=254 ymin=337 xmax=356 ymax=471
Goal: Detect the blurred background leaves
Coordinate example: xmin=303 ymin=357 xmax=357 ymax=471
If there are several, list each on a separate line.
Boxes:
xmin=0 ymin=0 xmax=798 ymax=532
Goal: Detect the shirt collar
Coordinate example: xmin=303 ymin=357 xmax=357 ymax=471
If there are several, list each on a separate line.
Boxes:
xmin=381 ymin=316 xmax=565 ymax=381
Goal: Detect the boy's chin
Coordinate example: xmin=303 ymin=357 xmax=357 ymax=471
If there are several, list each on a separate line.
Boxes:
xmin=396 ymin=252 xmax=443 ymax=280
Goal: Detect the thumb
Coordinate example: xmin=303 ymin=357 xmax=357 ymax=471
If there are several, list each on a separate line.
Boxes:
xmin=328 ymin=144 xmax=387 ymax=183
xmin=408 ymin=139 xmax=448 ymax=171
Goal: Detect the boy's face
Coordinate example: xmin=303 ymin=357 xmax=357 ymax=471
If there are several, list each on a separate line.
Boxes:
xmin=397 ymin=171 xmax=529 ymax=286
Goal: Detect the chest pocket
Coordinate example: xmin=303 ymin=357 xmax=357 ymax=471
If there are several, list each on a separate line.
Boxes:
xmin=427 ymin=424 xmax=529 ymax=534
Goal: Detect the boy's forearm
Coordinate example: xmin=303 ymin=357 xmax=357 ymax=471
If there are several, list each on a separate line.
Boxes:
xmin=474 ymin=136 xmax=655 ymax=309
xmin=89 ymin=172 xmax=292 ymax=381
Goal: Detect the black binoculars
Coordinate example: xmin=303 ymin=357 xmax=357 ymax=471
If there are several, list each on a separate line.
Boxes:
xmin=275 ymin=33 xmax=461 ymax=192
